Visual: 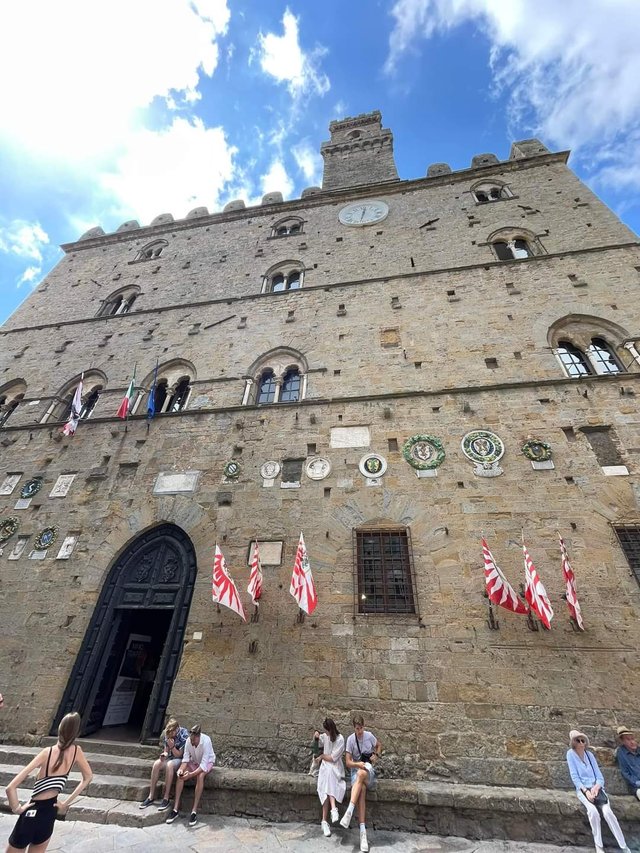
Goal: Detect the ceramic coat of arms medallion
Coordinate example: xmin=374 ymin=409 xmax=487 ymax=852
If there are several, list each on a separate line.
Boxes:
xmin=305 ymin=457 xmax=331 ymax=480
xmin=260 ymin=461 xmax=281 ymax=480
xmin=223 ymin=460 xmax=241 ymax=479
xmin=402 ymin=434 xmax=445 ymax=475
xmin=461 ymin=430 xmax=504 ymax=477
xmin=521 ymin=438 xmax=554 ymax=470
xmin=359 ymin=453 xmax=387 ymax=483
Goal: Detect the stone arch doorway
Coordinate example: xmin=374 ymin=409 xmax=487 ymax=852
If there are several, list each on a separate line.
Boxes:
xmin=52 ymin=523 xmax=197 ymax=742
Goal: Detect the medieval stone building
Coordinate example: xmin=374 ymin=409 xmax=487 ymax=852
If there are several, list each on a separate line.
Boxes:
xmin=1 ymin=110 xmax=639 ymax=791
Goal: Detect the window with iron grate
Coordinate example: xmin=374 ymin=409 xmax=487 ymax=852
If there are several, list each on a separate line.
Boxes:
xmin=614 ymin=526 xmax=640 ymax=586
xmin=355 ymin=529 xmax=415 ymax=614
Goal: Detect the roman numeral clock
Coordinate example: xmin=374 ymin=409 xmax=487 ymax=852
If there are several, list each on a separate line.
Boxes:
xmin=338 ymin=200 xmax=389 ymax=226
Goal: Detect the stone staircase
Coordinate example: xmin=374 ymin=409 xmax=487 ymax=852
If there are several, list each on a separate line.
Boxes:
xmin=1 ymin=739 xmax=640 ymax=844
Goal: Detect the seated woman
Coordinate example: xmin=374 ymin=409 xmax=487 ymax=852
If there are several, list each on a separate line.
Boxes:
xmin=314 ymin=717 xmax=346 ymax=837
xmin=566 ymin=729 xmax=630 ymax=853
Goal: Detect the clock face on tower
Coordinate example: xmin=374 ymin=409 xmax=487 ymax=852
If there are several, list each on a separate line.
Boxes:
xmin=338 ymin=200 xmax=389 ymax=226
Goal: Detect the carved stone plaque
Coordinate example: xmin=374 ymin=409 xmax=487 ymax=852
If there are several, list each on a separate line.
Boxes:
xmin=305 ymin=457 xmax=331 ymax=480
xmin=0 ymin=474 xmax=21 ymax=496
xmin=330 ymin=426 xmax=370 ymax=449
xmin=153 ymin=471 xmax=200 ymax=494
xmin=50 ymin=474 xmax=76 ymax=498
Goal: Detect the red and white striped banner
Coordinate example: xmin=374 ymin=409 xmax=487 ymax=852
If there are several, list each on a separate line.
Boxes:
xmin=482 ymin=537 xmax=529 ymax=615
xmin=523 ymin=542 xmax=554 ymax=629
xmin=212 ymin=545 xmax=246 ymax=621
xmin=62 ymin=377 xmax=84 ymax=437
xmin=559 ymin=534 xmax=584 ymax=630
xmin=290 ymin=532 xmax=317 ymax=615
xmin=247 ymin=540 xmax=263 ymax=606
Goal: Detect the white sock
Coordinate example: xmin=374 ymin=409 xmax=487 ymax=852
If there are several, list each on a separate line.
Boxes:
xmin=345 ymin=802 xmax=355 ymax=816
xmin=360 ymin=823 xmax=366 ymax=831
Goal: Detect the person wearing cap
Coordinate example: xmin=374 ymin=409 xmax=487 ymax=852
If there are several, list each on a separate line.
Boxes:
xmin=566 ymin=729 xmax=630 ymax=853
xmin=165 ymin=724 xmax=215 ymax=828
xmin=616 ymin=725 xmax=640 ymax=799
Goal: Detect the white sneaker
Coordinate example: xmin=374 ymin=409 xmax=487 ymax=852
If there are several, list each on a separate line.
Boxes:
xmin=321 ymin=820 xmax=331 ymax=837
xmin=330 ymin=807 xmax=339 ymax=824
xmin=360 ymin=829 xmax=369 ymax=852
xmin=339 ymin=808 xmax=353 ymax=829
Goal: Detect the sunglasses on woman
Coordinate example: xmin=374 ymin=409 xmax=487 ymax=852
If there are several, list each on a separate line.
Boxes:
xmin=574 ymin=738 xmax=586 ymax=743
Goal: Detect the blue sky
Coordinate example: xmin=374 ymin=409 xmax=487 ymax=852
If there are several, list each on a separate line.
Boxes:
xmin=1 ymin=0 xmax=639 ymax=324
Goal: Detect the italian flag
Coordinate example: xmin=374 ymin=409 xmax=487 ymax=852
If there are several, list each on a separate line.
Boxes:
xmin=116 ymin=373 xmax=136 ymax=419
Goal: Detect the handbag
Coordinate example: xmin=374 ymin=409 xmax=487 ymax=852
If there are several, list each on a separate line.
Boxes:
xmin=355 ymin=734 xmax=373 ymax=763
xmin=586 ymin=752 xmax=609 ymax=807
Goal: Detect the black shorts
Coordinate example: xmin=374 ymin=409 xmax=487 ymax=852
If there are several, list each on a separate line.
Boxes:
xmin=8 ymin=798 xmax=57 ymax=848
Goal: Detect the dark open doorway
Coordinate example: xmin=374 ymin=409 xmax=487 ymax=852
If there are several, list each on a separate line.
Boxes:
xmin=52 ymin=524 xmax=198 ymax=743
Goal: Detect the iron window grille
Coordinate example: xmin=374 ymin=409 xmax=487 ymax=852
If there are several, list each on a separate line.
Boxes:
xmin=353 ymin=528 xmax=418 ymax=615
xmin=613 ymin=525 xmax=640 ymax=586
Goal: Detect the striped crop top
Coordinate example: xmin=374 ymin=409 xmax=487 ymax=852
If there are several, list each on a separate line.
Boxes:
xmin=31 ymin=745 xmax=77 ymax=798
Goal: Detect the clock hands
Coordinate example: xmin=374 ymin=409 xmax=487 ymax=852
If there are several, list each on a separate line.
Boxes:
xmin=360 ymin=207 xmax=366 ymax=222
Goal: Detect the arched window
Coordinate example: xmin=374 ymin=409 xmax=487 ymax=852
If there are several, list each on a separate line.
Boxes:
xmin=489 ymin=227 xmax=541 ymax=262
xmin=472 ymin=182 xmax=511 ymax=204
xmin=548 ymin=315 xmax=634 ymax=380
xmin=167 ymin=377 xmax=191 ymax=412
xmin=280 ymin=368 xmax=301 ymax=403
xmin=242 ymin=348 xmax=308 ymax=406
xmin=137 ymin=360 xmax=196 ymax=416
xmin=556 ymin=341 xmax=592 ymax=377
xmin=587 ymin=338 xmax=623 ymax=375
xmin=257 ymin=370 xmax=277 ymax=404
xmin=271 ymin=218 xmax=303 ymax=238
xmin=262 ymin=261 xmax=304 ymax=294
xmin=43 ymin=372 xmax=107 ymax=423
xmin=79 ymin=385 xmax=102 ymax=419
xmin=0 ymin=380 xmax=26 ymax=427
xmin=98 ymin=286 xmax=140 ymax=317
xmin=134 ymin=239 xmax=167 ymax=262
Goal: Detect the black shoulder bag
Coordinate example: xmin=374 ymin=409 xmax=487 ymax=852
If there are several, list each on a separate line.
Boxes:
xmin=355 ymin=734 xmax=373 ymax=763
xmin=586 ymin=752 xmax=609 ymax=808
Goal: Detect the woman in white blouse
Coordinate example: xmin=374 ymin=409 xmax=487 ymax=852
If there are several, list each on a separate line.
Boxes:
xmin=314 ymin=717 xmax=346 ymax=837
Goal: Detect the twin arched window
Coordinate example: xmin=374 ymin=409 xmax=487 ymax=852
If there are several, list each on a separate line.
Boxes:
xmin=134 ymin=240 xmax=167 ymax=262
xmin=472 ymin=182 xmax=511 ymax=204
xmin=271 ymin=218 xmax=303 ymax=238
xmin=262 ymin=262 xmax=304 ymax=294
xmin=556 ymin=338 xmax=623 ymax=377
xmin=98 ymin=286 xmax=140 ymax=317
xmin=243 ymin=349 xmax=307 ymax=406
xmin=42 ymin=372 xmax=107 ymax=423
xmin=138 ymin=361 xmax=195 ymax=416
xmin=489 ymin=228 xmax=540 ymax=261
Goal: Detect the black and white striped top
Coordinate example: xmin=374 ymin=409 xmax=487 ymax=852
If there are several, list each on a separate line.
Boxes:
xmin=32 ymin=746 xmax=77 ymax=798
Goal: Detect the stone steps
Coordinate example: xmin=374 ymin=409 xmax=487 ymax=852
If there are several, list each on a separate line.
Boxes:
xmin=1 ymin=741 xmax=639 ymax=844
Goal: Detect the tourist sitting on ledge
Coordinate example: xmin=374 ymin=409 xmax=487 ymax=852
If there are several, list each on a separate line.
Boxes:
xmin=139 ymin=717 xmax=188 ymax=811
xmin=566 ymin=728 xmax=630 ymax=853
xmin=616 ymin=725 xmax=640 ymax=800
xmin=165 ymin=724 xmax=215 ymax=829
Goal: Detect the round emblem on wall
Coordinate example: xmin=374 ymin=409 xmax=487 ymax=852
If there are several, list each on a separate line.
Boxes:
xmin=34 ymin=525 xmax=58 ymax=551
xmin=402 ymin=435 xmax=445 ymax=470
xmin=461 ymin=430 xmax=505 ymax=465
xmin=359 ymin=453 xmax=388 ymax=478
xmin=0 ymin=516 xmax=19 ymax=543
xmin=521 ymin=439 xmax=552 ymax=462
xmin=20 ymin=477 xmax=42 ymax=499
xmin=223 ymin=460 xmax=241 ymax=479
xmin=338 ymin=200 xmax=389 ymax=227
xmin=260 ymin=461 xmax=281 ymax=480
xmin=305 ymin=457 xmax=331 ymax=480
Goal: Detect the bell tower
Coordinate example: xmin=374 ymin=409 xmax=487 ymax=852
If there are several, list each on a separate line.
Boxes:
xmin=320 ymin=111 xmax=399 ymax=191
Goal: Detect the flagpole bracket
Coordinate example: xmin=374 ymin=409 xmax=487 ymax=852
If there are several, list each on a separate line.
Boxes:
xmin=486 ymin=599 xmax=500 ymax=631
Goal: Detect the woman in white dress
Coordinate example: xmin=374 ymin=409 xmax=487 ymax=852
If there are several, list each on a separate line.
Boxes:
xmin=315 ymin=717 xmax=346 ymax=837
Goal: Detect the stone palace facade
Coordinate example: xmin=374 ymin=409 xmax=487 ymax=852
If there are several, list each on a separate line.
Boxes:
xmin=0 ymin=111 xmax=639 ymax=789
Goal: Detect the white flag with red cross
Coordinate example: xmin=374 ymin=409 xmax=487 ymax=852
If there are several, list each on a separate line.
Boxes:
xmin=212 ymin=545 xmax=246 ymax=621
xmin=482 ymin=537 xmax=529 ymax=615
xmin=523 ymin=541 xmax=554 ymax=629
xmin=247 ymin=540 xmax=263 ymax=606
xmin=290 ymin=532 xmax=317 ymax=615
xmin=559 ymin=534 xmax=584 ymax=630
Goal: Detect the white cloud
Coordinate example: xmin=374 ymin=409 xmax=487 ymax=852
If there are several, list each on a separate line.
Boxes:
xmin=0 ymin=220 xmax=50 ymax=288
xmin=0 ymin=0 xmax=230 ymax=160
xmin=292 ymin=140 xmax=322 ymax=185
xmin=99 ymin=117 xmax=237 ymax=224
xmin=384 ymin=0 xmax=640 ymax=190
xmin=260 ymin=160 xmax=294 ymax=199
xmin=257 ymin=9 xmax=330 ymax=100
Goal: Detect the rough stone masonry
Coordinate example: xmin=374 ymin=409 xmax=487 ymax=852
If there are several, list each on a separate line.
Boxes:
xmin=0 ymin=111 xmax=639 ymax=794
